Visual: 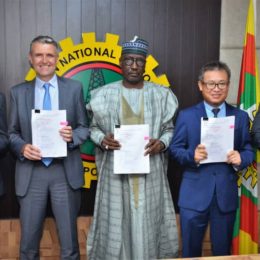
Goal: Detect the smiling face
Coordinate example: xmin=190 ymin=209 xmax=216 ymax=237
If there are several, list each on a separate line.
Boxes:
xmin=120 ymin=53 xmax=146 ymax=88
xmin=29 ymin=42 xmax=58 ymax=82
xmin=198 ymin=69 xmax=230 ymax=107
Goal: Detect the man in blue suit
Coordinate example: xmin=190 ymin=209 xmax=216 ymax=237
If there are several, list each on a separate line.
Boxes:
xmin=169 ymin=61 xmax=254 ymax=257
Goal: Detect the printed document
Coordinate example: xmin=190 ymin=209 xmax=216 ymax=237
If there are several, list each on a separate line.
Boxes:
xmin=200 ymin=116 xmax=235 ymax=164
xmin=114 ymin=124 xmax=150 ymax=174
xmin=31 ymin=110 xmax=67 ymax=157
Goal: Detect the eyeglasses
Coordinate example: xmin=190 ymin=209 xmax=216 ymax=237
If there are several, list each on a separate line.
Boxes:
xmin=202 ymin=81 xmax=229 ymax=90
xmin=122 ymin=57 xmax=146 ymax=67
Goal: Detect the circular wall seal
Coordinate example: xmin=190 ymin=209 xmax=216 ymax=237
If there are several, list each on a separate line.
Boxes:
xmin=25 ymin=32 xmax=170 ymax=188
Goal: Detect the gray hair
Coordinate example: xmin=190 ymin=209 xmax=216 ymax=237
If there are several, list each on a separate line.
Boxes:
xmin=29 ymin=35 xmax=59 ymax=53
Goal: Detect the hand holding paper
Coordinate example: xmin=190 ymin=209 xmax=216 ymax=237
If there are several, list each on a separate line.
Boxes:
xmin=114 ymin=124 xmax=150 ymax=174
xmin=227 ymin=150 xmax=241 ymax=167
xmin=59 ymin=125 xmax=73 ymax=143
xmin=22 ymin=144 xmax=41 ymax=161
xmin=194 ymin=144 xmax=208 ymax=163
xmin=31 ymin=110 xmax=67 ymax=158
xmin=144 ymin=139 xmax=165 ymax=155
xmin=200 ymin=116 xmax=235 ymax=164
xmin=101 ymin=133 xmax=121 ymax=150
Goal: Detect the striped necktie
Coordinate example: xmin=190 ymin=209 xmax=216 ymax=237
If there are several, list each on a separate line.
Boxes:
xmin=212 ymin=108 xmax=220 ymax=118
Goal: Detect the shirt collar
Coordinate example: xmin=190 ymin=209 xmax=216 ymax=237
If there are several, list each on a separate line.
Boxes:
xmin=203 ymin=101 xmax=226 ymax=118
xmin=203 ymin=101 xmax=225 ymax=112
xmin=35 ymin=74 xmax=58 ymax=89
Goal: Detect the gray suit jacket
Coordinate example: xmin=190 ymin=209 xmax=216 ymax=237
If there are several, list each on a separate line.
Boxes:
xmin=0 ymin=93 xmax=8 ymax=195
xmin=8 ymin=77 xmax=89 ymax=196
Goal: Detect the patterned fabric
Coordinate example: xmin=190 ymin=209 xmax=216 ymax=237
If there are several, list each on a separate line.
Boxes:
xmin=211 ymin=108 xmax=220 ymax=118
xmin=86 ymin=80 xmax=179 ymax=260
xmin=122 ymin=36 xmax=148 ymax=56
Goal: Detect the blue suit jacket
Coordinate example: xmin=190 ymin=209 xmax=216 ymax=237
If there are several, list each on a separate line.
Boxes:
xmin=169 ymin=102 xmax=254 ymax=213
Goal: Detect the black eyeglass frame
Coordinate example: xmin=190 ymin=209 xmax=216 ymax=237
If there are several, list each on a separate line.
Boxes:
xmin=122 ymin=57 xmax=146 ymax=67
xmin=202 ymin=81 xmax=229 ymax=90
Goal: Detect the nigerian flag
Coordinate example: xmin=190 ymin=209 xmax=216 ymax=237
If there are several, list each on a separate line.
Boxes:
xmin=233 ymin=0 xmax=259 ymax=254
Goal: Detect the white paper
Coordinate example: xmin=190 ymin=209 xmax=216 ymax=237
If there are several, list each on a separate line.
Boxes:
xmin=200 ymin=116 xmax=235 ymax=164
xmin=114 ymin=124 xmax=150 ymax=174
xmin=31 ymin=110 xmax=67 ymax=157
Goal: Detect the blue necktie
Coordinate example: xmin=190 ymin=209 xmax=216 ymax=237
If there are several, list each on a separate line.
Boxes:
xmin=212 ymin=108 xmax=220 ymax=118
xmin=42 ymin=83 xmax=53 ymax=166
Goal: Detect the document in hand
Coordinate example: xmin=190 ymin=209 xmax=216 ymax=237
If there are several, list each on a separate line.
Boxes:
xmin=114 ymin=124 xmax=150 ymax=174
xmin=200 ymin=116 xmax=235 ymax=164
xmin=31 ymin=110 xmax=67 ymax=157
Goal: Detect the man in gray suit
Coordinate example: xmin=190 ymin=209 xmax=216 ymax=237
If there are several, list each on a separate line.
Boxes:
xmin=8 ymin=35 xmax=89 ymax=259
xmin=0 ymin=93 xmax=8 ymax=196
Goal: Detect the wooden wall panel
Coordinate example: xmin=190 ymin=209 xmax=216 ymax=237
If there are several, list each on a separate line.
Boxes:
xmin=165 ymin=0 xmax=182 ymax=92
xmin=178 ymin=0 xmax=199 ymax=108
xmin=125 ymin=0 xmax=140 ymax=40
xmin=208 ymin=0 xmax=222 ymax=61
xmin=0 ymin=0 xmax=6 ymax=91
xmin=20 ymin=0 xmax=36 ymax=79
xmin=81 ymin=0 xmax=96 ymax=33
xmin=153 ymin=0 xmax=168 ymax=74
xmin=111 ymin=0 xmax=126 ymax=39
xmin=35 ymin=0 xmax=52 ymax=36
xmin=165 ymin=0 xmax=184 ymax=213
xmin=165 ymin=0 xmax=221 ymax=109
xmin=0 ymin=0 xmax=221 ymax=218
xmin=139 ymin=0 xmax=154 ymax=50
xmin=67 ymin=0 xmax=82 ymax=44
xmin=51 ymin=0 xmax=67 ymax=41
xmin=5 ymin=0 xmax=22 ymax=91
xmin=96 ymin=0 xmax=111 ymax=39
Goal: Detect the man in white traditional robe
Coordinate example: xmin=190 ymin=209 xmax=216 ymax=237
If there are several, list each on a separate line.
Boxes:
xmin=86 ymin=37 xmax=179 ymax=260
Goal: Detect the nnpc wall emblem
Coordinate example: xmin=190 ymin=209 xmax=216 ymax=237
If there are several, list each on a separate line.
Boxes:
xmin=25 ymin=32 xmax=170 ymax=189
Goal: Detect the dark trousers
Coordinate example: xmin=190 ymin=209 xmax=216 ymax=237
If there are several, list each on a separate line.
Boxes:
xmin=180 ymin=193 xmax=236 ymax=257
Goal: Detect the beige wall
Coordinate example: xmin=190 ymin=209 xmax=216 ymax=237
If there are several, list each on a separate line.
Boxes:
xmin=220 ymin=0 xmax=260 ymax=207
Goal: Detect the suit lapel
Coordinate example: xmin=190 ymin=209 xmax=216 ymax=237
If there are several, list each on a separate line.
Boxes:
xmin=226 ymin=103 xmax=241 ymax=150
xmin=192 ymin=102 xmax=206 ymax=138
xmin=57 ymin=77 xmax=66 ymax=110
xmin=24 ymin=81 xmax=35 ymax=140
xmin=26 ymin=81 xmax=35 ymax=122
xmin=195 ymin=102 xmax=207 ymax=118
xmin=225 ymin=102 xmax=235 ymax=116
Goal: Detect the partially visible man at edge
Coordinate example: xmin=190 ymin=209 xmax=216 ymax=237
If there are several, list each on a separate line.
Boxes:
xmin=0 ymin=93 xmax=9 ymax=197
xmin=169 ymin=61 xmax=254 ymax=257
xmin=86 ymin=36 xmax=179 ymax=260
xmin=8 ymin=35 xmax=89 ymax=259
